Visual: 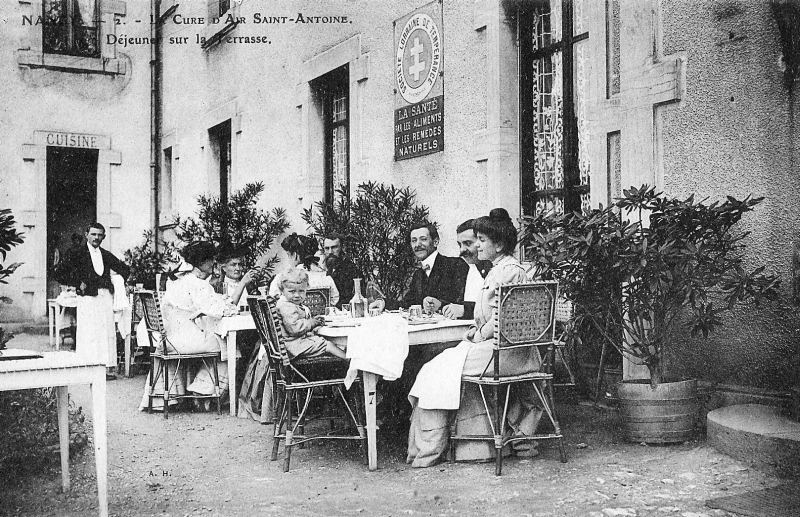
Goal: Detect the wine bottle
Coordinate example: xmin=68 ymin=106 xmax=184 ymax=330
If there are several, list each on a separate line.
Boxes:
xmin=350 ymin=277 xmax=367 ymax=318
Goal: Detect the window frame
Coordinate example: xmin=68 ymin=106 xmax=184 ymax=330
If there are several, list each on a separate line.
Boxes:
xmin=316 ymin=65 xmax=350 ymax=204
xmin=519 ymin=0 xmax=589 ymax=217
xmin=42 ymin=0 xmax=101 ymax=58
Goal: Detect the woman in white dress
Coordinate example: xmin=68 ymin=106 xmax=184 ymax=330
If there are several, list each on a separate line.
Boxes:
xmin=139 ymin=241 xmax=237 ymax=410
xmin=406 ymin=208 xmax=543 ymax=467
xmin=269 ymin=233 xmax=339 ymax=305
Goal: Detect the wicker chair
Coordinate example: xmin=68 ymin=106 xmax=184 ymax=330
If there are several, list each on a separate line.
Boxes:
xmin=139 ymin=289 xmax=223 ymax=418
xmin=304 ymin=287 xmax=331 ymax=317
xmin=450 ymin=280 xmax=567 ymax=475
xmin=248 ymin=295 xmax=366 ymax=472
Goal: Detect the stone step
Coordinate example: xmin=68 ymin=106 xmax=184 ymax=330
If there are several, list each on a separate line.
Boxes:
xmin=707 ymin=404 xmax=800 ymax=478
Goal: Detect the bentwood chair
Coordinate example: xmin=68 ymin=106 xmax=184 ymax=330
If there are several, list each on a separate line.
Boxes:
xmin=248 ymin=295 xmax=366 ymax=472
xmin=139 ymin=289 xmax=223 ymax=418
xmin=304 ymin=287 xmax=331 ymax=317
xmin=450 ymin=281 xmax=567 ymax=475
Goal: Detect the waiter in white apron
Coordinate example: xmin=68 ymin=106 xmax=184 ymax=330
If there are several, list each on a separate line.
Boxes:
xmin=59 ymin=222 xmax=130 ymax=379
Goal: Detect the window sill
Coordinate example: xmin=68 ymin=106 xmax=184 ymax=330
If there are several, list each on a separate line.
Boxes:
xmin=158 ymin=211 xmax=178 ymax=229
xmin=17 ymin=50 xmax=126 ymax=75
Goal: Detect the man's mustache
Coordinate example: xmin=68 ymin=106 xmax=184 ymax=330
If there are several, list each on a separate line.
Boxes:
xmin=460 ymin=250 xmax=475 ymax=258
xmin=414 ymin=246 xmax=427 ymax=252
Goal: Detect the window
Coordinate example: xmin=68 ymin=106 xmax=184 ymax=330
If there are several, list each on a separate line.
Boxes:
xmin=159 ymin=147 xmax=173 ymax=214
xmin=209 ymin=120 xmax=232 ymax=205
xmin=42 ymin=0 xmax=100 ymax=58
xmin=519 ymin=0 xmax=590 ymax=216
xmin=218 ymin=0 xmax=230 ymax=16
xmin=313 ymin=65 xmax=349 ymax=204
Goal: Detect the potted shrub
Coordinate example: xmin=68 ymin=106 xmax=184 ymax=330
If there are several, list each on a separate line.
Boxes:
xmin=522 ymin=185 xmax=778 ymax=442
xmin=123 ymin=230 xmax=181 ymax=290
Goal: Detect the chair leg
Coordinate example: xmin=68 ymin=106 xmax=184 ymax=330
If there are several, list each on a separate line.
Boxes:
xmin=494 ymin=384 xmax=502 ymax=476
xmin=163 ymin=358 xmax=171 ymax=420
xmin=147 ymin=357 xmax=158 ymax=414
xmin=210 ymin=357 xmax=222 ymax=415
xmin=546 ymin=379 xmax=567 ymax=463
xmin=284 ymin=389 xmax=294 ymax=472
xmin=270 ymin=386 xmax=284 ymax=462
xmin=297 ymin=390 xmax=306 ymax=450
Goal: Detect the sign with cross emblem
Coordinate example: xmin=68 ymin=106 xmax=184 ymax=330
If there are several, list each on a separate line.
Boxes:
xmin=393 ymin=1 xmax=444 ymax=161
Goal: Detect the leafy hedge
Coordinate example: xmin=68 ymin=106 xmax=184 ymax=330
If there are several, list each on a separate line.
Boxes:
xmin=0 ymin=388 xmax=89 ymax=481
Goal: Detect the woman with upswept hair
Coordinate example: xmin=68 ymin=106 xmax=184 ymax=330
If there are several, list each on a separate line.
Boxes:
xmin=407 ymin=208 xmax=544 ymax=467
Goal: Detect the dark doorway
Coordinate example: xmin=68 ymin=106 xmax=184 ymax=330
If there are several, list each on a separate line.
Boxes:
xmin=46 ymin=146 xmax=98 ymax=298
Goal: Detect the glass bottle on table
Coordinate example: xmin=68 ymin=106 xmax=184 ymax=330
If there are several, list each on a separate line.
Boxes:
xmin=350 ymin=277 xmax=367 ymax=318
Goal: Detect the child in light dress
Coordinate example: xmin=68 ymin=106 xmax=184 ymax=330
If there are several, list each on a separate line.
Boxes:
xmin=275 ymin=268 xmax=346 ymax=360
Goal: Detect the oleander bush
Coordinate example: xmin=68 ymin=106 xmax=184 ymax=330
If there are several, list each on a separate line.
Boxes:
xmin=123 ymin=230 xmax=181 ymax=290
xmin=174 ymin=182 xmax=290 ymax=285
xmin=302 ymin=182 xmax=433 ymax=305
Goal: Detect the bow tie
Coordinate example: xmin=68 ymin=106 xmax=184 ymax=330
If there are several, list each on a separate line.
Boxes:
xmin=422 ymin=263 xmax=431 ymax=272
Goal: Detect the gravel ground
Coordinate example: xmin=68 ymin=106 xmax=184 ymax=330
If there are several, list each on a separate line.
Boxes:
xmin=0 ymin=335 xmax=784 ymax=516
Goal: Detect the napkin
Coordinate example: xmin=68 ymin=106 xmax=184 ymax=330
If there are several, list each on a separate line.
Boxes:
xmin=344 ymin=313 xmax=409 ymax=389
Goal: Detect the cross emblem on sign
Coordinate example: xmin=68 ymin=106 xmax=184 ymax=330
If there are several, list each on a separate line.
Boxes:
xmin=408 ymin=37 xmax=426 ymax=82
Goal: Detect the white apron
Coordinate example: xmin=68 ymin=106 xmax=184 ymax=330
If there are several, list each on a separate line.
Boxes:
xmin=76 ymin=288 xmax=116 ymax=368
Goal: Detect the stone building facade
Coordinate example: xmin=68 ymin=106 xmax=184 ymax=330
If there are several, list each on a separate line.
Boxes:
xmin=1 ymin=0 xmax=797 ymax=394
xmin=0 ymin=0 xmax=152 ymax=321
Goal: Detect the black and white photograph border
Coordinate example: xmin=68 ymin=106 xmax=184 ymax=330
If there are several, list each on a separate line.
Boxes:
xmin=1 ymin=0 xmax=799 ymax=515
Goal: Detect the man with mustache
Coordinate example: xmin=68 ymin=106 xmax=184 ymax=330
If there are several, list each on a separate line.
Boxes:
xmin=442 ymin=219 xmax=493 ymax=320
xmin=322 ymin=233 xmax=361 ymax=308
xmin=58 ymin=222 xmax=130 ymax=380
xmin=402 ymin=222 xmax=468 ymax=310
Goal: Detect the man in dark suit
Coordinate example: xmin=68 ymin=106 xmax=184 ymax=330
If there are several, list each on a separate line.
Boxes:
xmin=442 ymin=219 xmax=493 ymax=320
xmin=402 ymin=222 xmax=468 ymax=310
xmin=322 ymin=233 xmax=361 ymax=307
xmin=59 ymin=222 xmax=129 ymax=379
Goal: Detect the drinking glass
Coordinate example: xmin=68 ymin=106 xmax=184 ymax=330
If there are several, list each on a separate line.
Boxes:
xmin=341 ymin=304 xmax=352 ymax=318
xmin=325 ymin=307 xmax=338 ymax=319
xmin=409 ymin=305 xmax=423 ymax=319
xmin=369 ymin=307 xmax=381 ymax=318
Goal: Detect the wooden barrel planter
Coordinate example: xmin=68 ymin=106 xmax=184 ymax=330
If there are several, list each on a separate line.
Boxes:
xmin=617 ymin=379 xmax=699 ymax=443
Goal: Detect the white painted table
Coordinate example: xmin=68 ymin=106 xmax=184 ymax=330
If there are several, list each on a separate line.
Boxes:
xmin=216 ymin=313 xmax=256 ymax=416
xmin=318 ymin=318 xmax=471 ymax=471
xmin=0 ymin=351 xmax=108 ymax=517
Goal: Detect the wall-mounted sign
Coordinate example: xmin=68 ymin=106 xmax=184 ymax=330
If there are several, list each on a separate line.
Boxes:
xmin=34 ymin=130 xmax=110 ymax=149
xmin=394 ymin=1 xmax=443 ymax=161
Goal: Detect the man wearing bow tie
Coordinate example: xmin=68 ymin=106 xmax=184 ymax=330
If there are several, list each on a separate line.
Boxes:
xmin=58 ymin=222 xmax=129 ymax=379
xmin=401 ymin=222 xmax=468 ymax=310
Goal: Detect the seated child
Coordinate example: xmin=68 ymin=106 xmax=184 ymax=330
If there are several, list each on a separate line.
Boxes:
xmin=276 ymin=268 xmax=346 ymax=360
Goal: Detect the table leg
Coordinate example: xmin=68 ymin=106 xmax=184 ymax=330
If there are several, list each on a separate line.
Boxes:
xmin=55 ymin=386 xmax=70 ymax=491
xmin=48 ymin=303 xmax=56 ymax=349
xmin=227 ymin=331 xmax=237 ymax=416
xmin=55 ymin=306 xmax=64 ymax=350
xmin=124 ymin=333 xmax=132 ymax=378
xmin=362 ymin=372 xmax=378 ymax=471
xmin=91 ymin=372 xmax=109 ymax=517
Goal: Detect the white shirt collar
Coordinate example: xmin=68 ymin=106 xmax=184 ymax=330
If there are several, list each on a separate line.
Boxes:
xmin=421 ymin=250 xmax=439 ymax=275
xmin=87 ymin=242 xmax=104 ymax=275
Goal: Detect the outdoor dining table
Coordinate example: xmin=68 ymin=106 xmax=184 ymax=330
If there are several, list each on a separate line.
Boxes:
xmin=216 ymin=311 xmax=256 ymax=416
xmin=0 ymin=350 xmax=108 ymax=516
xmin=318 ymin=316 xmax=472 ymax=471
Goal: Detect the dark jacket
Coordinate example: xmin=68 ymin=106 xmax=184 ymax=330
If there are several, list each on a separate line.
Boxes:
xmin=59 ymin=245 xmax=130 ymax=296
xmin=402 ymin=253 xmax=469 ymax=308
xmin=328 ymin=255 xmax=361 ymax=307
xmin=461 ymin=259 xmax=493 ymax=320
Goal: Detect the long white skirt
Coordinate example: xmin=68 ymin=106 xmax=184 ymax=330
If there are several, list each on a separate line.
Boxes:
xmin=76 ymin=289 xmax=116 ymax=368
